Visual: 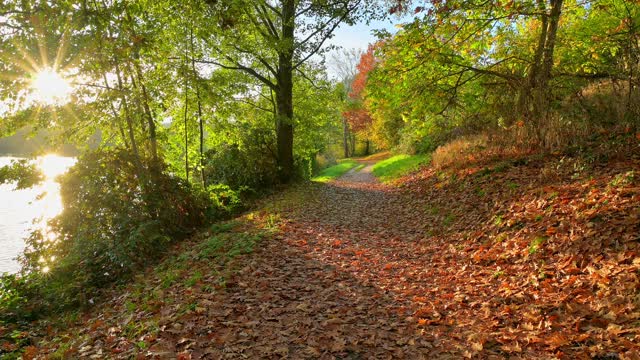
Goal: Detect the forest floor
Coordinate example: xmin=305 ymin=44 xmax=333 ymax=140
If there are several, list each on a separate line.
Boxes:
xmin=21 ymin=145 xmax=640 ymax=359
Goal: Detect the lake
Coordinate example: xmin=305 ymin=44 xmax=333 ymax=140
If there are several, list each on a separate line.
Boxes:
xmin=0 ymin=155 xmax=76 ymax=274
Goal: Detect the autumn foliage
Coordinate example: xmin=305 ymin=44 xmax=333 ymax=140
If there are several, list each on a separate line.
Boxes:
xmin=342 ymin=108 xmax=372 ymax=133
xmin=349 ymin=43 xmax=378 ymax=100
xmin=25 ymin=140 xmax=640 ymax=358
xmin=342 ymin=43 xmax=380 ymax=135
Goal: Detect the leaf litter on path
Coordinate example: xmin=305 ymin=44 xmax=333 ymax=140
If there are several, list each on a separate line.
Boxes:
xmin=30 ymin=154 xmax=640 ymax=359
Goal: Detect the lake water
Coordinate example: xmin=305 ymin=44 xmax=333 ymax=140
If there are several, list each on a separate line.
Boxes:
xmin=0 ymin=155 xmax=76 ymax=274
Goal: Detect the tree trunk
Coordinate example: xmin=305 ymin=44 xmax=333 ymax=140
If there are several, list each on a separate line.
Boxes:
xmin=114 ymin=62 xmax=142 ymax=172
xmin=516 ymin=0 xmax=549 ymax=121
xmin=342 ymin=117 xmax=350 ymax=158
xmin=518 ymin=0 xmax=563 ymax=146
xmin=191 ymin=28 xmax=206 ymax=187
xmin=275 ymin=0 xmax=295 ymax=182
xmin=124 ymin=9 xmax=158 ymax=163
xmin=350 ymin=133 xmax=356 ymax=155
xmin=364 ymin=139 xmax=370 ymax=156
xmin=539 ymin=0 xmax=563 ymax=91
xmin=275 ymin=85 xmax=294 ymax=182
xmin=133 ymin=63 xmax=159 ymax=164
xmin=184 ymin=73 xmax=190 ymax=183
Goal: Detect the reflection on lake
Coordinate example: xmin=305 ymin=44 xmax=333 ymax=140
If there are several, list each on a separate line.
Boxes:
xmin=0 ymin=155 xmax=76 ymax=274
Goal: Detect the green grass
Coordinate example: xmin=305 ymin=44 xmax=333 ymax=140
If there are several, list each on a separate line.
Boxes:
xmin=372 ymin=155 xmax=430 ymax=182
xmin=311 ymin=160 xmax=358 ymax=183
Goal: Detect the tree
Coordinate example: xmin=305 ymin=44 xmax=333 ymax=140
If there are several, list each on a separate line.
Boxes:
xmin=331 ymin=48 xmax=364 ymax=157
xmin=365 ymin=0 xmax=640 ymax=149
xmin=201 ymin=0 xmax=369 ymax=181
xmin=342 ymin=43 xmax=379 ymax=154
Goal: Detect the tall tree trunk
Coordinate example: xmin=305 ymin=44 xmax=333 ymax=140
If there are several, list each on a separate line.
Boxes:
xmin=190 ymin=27 xmax=206 ymax=187
xmin=518 ymin=0 xmax=563 ymax=146
xmin=102 ymin=72 xmax=130 ymax=149
xmin=133 ymin=62 xmax=159 ymax=164
xmin=275 ymin=0 xmax=295 ymax=182
xmin=183 ymin=72 xmax=190 ymax=183
xmin=623 ymin=2 xmax=638 ymax=125
xmin=342 ymin=117 xmax=350 ymax=158
xmin=350 ymin=133 xmax=356 ymax=155
xmin=539 ymin=0 xmax=563 ymax=91
xmin=114 ymin=62 xmax=142 ymax=173
xmin=123 ymin=10 xmax=158 ymax=163
xmin=517 ymin=0 xmax=549 ymax=120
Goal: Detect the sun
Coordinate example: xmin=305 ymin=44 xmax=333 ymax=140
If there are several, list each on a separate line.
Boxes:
xmin=31 ymin=68 xmax=72 ymax=105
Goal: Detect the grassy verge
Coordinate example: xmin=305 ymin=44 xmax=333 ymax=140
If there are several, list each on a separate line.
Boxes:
xmin=372 ymin=154 xmax=430 ymax=182
xmin=311 ymin=160 xmax=357 ymax=183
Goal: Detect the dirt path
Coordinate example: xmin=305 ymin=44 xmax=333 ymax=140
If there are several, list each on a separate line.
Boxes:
xmin=38 ymin=155 xmax=640 ymax=359
xmin=148 ymin=165 xmax=446 ymax=358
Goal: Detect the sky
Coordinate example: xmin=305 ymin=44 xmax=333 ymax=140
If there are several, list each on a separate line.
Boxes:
xmin=329 ymin=18 xmax=400 ymax=51
xmin=323 ymin=14 xmax=415 ymax=78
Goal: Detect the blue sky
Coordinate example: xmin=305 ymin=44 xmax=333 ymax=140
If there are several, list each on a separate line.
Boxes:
xmin=322 ymin=14 xmax=415 ymax=78
xmin=328 ymin=18 xmax=402 ymax=51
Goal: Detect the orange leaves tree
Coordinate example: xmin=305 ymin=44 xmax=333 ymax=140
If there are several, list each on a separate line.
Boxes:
xmin=342 ymin=43 xmax=380 ymax=154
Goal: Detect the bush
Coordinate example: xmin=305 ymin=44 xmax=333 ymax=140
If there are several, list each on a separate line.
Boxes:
xmin=0 ymin=273 xmax=40 ymax=322
xmin=20 ymin=150 xmax=211 ymax=309
xmin=207 ymin=184 xmax=244 ymax=216
xmin=203 ymin=143 xmax=278 ymax=191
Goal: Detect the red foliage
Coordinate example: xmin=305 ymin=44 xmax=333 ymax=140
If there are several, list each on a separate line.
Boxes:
xmin=349 ymin=42 xmax=380 ymax=100
xmin=345 ymin=42 xmax=381 ymax=134
xmin=342 ymin=108 xmax=373 ymax=133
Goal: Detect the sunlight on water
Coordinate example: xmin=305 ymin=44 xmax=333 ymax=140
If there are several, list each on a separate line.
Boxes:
xmin=0 ymin=155 xmax=76 ymax=274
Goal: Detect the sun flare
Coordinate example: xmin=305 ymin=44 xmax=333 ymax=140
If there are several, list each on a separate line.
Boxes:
xmin=31 ymin=68 xmax=72 ymax=105
xmin=38 ymin=154 xmax=77 ymax=180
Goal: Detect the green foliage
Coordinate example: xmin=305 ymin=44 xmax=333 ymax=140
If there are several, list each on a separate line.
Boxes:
xmin=372 ymin=155 xmax=430 ymax=182
xmin=207 ymin=184 xmax=244 ymax=216
xmin=0 ymin=159 xmax=44 ymax=189
xmin=359 ymin=0 xmax=640 ymax=151
xmin=0 ymin=273 xmax=40 ymax=322
xmin=19 ymin=150 xmax=212 ymax=310
xmin=311 ymin=161 xmax=358 ymax=183
xmin=203 ymin=140 xmax=278 ymax=191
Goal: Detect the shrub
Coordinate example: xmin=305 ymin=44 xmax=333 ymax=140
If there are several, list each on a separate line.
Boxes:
xmin=20 ymin=150 xmax=211 ymax=309
xmin=207 ymin=184 xmax=244 ymax=216
xmin=203 ymin=143 xmax=278 ymax=190
xmin=0 ymin=273 xmax=40 ymax=322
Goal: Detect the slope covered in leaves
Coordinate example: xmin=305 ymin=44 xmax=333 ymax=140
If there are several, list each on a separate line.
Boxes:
xmin=9 ymin=141 xmax=640 ymax=359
